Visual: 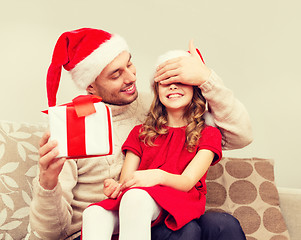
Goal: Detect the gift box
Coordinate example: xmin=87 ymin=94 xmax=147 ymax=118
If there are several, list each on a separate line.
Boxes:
xmin=46 ymin=95 xmax=114 ymax=158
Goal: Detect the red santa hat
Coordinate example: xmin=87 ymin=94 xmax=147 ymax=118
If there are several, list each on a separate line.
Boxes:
xmin=46 ymin=28 xmax=129 ymax=107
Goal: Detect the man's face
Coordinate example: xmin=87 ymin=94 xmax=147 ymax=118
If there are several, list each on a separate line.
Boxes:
xmin=87 ymin=51 xmax=138 ymax=105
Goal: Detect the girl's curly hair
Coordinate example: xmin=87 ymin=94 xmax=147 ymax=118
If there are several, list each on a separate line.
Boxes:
xmin=139 ymin=82 xmax=206 ymax=152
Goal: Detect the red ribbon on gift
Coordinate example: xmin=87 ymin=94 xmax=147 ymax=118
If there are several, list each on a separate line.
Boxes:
xmin=72 ymin=95 xmax=101 ymax=117
xmin=44 ymin=95 xmax=113 ymax=158
xmin=42 ymin=95 xmax=102 ymax=115
xmin=67 ymin=95 xmax=113 ymax=157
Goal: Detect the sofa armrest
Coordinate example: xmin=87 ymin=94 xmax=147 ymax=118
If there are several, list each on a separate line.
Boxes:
xmin=278 ymin=187 xmax=301 ymax=240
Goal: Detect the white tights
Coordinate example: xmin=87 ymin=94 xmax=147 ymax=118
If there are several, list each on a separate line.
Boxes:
xmin=82 ymin=189 xmax=161 ymax=240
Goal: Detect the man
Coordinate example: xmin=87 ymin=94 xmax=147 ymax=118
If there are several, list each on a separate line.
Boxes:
xmin=30 ymin=28 xmax=252 ymax=239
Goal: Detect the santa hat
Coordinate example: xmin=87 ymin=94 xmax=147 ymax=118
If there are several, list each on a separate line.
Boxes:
xmin=151 ymin=48 xmax=205 ymax=87
xmin=46 ymin=28 xmax=129 ymax=107
xmin=155 ymin=48 xmax=205 ymax=68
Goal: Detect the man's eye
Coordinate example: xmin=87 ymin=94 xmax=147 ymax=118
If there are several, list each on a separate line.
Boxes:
xmin=111 ymin=73 xmax=120 ymax=79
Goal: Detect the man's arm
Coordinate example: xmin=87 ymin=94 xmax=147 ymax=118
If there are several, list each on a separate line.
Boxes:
xmin=30 ymin=161 xmax=77 ymax=239
xmin=29 ymin=132 xmax=76 ymax=239
xmin=200 ymin=70 xmax=253 ymax=149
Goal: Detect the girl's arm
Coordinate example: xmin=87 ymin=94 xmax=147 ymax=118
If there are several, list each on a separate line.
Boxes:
xmin=159 ymin=149 xmax=214 ymax=192
xmin=103 ymin=151 xmax=140 ymax=198
xmin=119 ymin=150 xmax=141 ymax=184
xmin=121 ymin=149 xmax=215 ymax=192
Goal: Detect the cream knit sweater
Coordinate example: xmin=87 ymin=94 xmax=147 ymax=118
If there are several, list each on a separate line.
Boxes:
xmin=30 ymin=71 xmax=252 ymax=239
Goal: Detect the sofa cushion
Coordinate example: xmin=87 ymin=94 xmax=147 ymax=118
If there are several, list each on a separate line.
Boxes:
xmin=206 ymin=157 xmax=290 ymax=240
xmin=0 ymin=121 xmax=46 ymax=240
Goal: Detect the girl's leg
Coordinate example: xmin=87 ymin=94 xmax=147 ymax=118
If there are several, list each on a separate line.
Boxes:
xmin=82 ymin=205 xmax=119 ymax=240
xmin=119 ymin=189 xmax=161 ymax=240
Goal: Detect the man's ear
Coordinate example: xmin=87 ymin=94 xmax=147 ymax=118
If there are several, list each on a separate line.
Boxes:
xmin=86 ymin=83 xmax=96 ymax=95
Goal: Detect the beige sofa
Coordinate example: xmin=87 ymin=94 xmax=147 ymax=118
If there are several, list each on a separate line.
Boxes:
xmin=0 ymin=120 xmax=300 ymax=240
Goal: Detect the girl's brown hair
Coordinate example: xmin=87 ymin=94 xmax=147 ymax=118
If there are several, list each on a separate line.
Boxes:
xmin=139 ymin=82 xmax=206 ymax=152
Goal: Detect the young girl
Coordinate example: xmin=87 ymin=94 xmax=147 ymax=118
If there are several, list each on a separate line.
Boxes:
xmin=81 ymin=49 xmax=222 ymax=240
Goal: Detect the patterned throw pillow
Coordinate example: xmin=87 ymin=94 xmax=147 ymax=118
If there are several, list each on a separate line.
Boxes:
xmin=206 ymin=157 xmax=290 ymax=240
xmin=0 ymin=121 xmax=46 ymax=240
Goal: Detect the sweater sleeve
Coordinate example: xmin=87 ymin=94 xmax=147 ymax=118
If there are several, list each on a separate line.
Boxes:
xmin=29 ymin=160 xmax=78 ymax=239
xmin=199 ymin=70 xmax=253 ymax=150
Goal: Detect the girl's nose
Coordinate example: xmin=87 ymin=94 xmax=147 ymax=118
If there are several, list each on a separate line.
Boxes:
xmin=169 ymin=83 xmax=178 ymax=90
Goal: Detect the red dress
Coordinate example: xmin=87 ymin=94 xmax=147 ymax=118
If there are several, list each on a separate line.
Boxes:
xmin=92 ymin=125 xmax=222 ymax=231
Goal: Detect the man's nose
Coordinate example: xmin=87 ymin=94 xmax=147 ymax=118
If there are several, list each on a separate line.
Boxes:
xmin=124 ymin=68 xmax=136 ymax=84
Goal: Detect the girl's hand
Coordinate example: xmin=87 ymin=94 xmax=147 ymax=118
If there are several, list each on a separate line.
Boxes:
xmin=154 ymin=40 xmax=211 ymax=86
xmin=103 ymin=179 xmax=122 ymax=199
xmin=120 ymin=169 xmax=164 ymax=190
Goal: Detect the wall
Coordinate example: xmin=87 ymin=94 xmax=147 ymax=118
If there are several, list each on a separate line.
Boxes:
xmin=1 ymin=0 xmax=300 ymax=188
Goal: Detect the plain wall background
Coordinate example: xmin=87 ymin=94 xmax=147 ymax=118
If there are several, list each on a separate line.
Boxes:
xmin=1 ymin=0 xmax=300 ymax=189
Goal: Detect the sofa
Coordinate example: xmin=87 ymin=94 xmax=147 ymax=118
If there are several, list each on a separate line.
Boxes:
xmin=0 ymin=120 xmax=300 ymax=240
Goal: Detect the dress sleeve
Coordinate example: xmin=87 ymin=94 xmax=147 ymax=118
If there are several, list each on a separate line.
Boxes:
xmin=121 ymin=125 xmax=143 ymax=158
xmin=197 ymin=126 xmax=222 ymax=165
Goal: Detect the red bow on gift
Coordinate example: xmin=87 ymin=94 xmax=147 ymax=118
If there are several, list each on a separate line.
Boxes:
xmin=72 ymin=95 xmax=102 ymax=117
xmin=43 ymin=95 xmax=102 ymax=116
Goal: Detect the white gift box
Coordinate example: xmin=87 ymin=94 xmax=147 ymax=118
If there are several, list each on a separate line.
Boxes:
xmin=47 ymin=95 xmax=114 ymax=158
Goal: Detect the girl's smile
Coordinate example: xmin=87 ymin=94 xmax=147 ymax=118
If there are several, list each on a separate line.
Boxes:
xmin=159 ymin=83 xmax=193 ymax=111
xmin=166 ymin=93 xmax=184 ymax=99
